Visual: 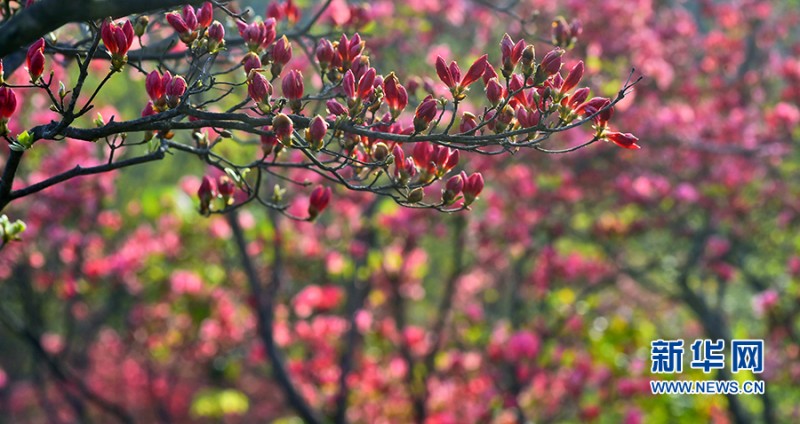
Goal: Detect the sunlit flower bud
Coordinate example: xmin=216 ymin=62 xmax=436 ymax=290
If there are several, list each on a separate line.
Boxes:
xmin=306 ymin=115 xmax=328 ymax=150
xmin=270 ymin=36 xmax=293 ymax=77
xmin=308 ymin=186 xmax=331 ymax=220
xmin=196 ymin=2 xmax=214 ymax=29
xmin=442 ymin=173 xmax=464 ymax=204
xmin=413 ymin=95 xmax=438 ymax=133
xmin=207 ymin=21 xmax=225 ymax=52
xmin=316 ymin=39 xmax=335 ymax=70
xmin=604 ymin=131 xmax=640 ymax=149
xmin=272 ymin=113 xmax=294 ymax=145
xmin=459 ymin=112 xmax=478 ymax=134
xmin=383 ymin=72 xmax=408 ymax=118
xmin=134 ymin=16 xmax=149 ymax=37
xmin=326 ymin=99 xmax=348 ymax=116
xmin=463 ymin=172 xmax=484 ymax=205
xmin=242 ymin=53 xmax=261 ymax=75
xmin=560 ymin=61 xmax=584 ymax=94
xmin=0 ymin=86 xmax=16 ymax=135
xmin=500 ymin=33 xmax=525 ymax=78
xmin=486 ymin=77 xmax=504 ymax=106
xmin=26 ymin=38 xmax=46 ymax=82
xmin=260 ymin=126 xmax=280 ymax=156
xmin=540 ymin=48 xmax=564 ymax=77
xmin=165 ymin=76 xmax=187 ymax=108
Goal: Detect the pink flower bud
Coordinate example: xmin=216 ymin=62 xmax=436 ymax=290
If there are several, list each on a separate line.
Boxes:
xmin=217 ymin=175 xmax=235 ymax=204
xmin=166 ymin=13 xmax=190 ymax=34
xmin=357 ymin=67 xmax=376 ymax=99
xmin=0 ymin=86 xmax=17 ymax=120
xmin=383 ymin=73 xmax=408 ymax=118
xmin=165 ymin=76 xmax=187 ymax=108
xmin=485 ymin=77 xmax=505 ymax=106
xmin=459 ymin=112 xmax=478 ymax=134
xmin=266 ymin=2 xmax=283 ymax=20
xmin=196 ymin=2 xmax=214 ymax=29
xmin=413 ymin=95 xmax=438 ymax=133
xmin=500 ymin=34 xmax=525 ymax=76
xmin=282 ymin=69 xmax=304 ymax=100
xmin=604 ymin=131 xmax=640 ymax=149
xmin=208 ymin=20 xmax=225 ymax=44
xmin=272 ymin=36 xmax=293 ymax=66
xmin=435 ymin=56 xmax=455 ymax=89
xmin=561 ymin=61 xmax=584 ymax=93
xmin=316 ymin=39 xmax=335 ymax=69
xmin=146 ymin=70 xmax=171 ymax=106
xmin=326 ymin=99 xmax=348 ymax=116
xmin=242 ymin=53 xmax=261 ymax=75
xmin=463 ymin=172 xmax=484 ymax=205
xmin=442 ymin=173 xmax=464 ymax=204
xmin=540 ymin=48 xmax=564 ymax=76
xmin=141 ymin=101 xmax=156 ymax=117
xmin=342 ymin=69 xmax=357 ymax=101
xmin=181 ymin=5 xmax=198 ymax=31
xmin=461 ymin=54 xmax=488 ymax=88
xmin=101 ymin=20 xmax=134 ymax=58
xmin=198 ymin=176 xmax=215 ymax=214
xmin=412 ymin=142 xmax=433 ymax=169
xmin=567 ymin=87 xmax=590 ymax=109
xmin=26 ymin=38 xmax=46 ymax=81
xmin=272 ymin=113 xmax=294 ymax=145
xmin=482 ymin=62 xmax=498 ymax=85
xmin=308 ymin=186 xmax=332 ymax=219
xmin=248 ymin=71 xmax=273 ymax=104
xmin=260 ymin=126 xmax=279 ymax=155
xmin=306 ymin=115 xmax=328 ymax=150
xmin=516 ymin=106 xmax=540 ymax=128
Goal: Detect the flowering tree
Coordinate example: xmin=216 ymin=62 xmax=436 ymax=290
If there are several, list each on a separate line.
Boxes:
xmin=3 ymin=0 xmax=796 ymax=423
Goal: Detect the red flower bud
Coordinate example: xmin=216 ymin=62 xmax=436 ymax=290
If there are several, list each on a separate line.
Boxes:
xmin=198 ymin=176 xmax=215 ymax=214
xmin=306 ymin=115 xmax=328 ymax=150
xmin=101 ymin=20 xmax=134 ymax=58
xmin=435 ymin=56 xmax=456 ymax=89
xmin=604 ymin=131 xmax=640 ymax=149
xmin=266 ymin=2 xmax=283 ymax=20
xmin=284 ymin=0 xmax=301 ymax=23
xmin=272 ymin=113 xmax=294 ymax=145
xmin=459 ymin=112 xmax=478 ymax=134
xmin=196 ymin=2 xmax=214 ymax=29
xmin=500 ymin=34 xmax=525 ymax=76
xmin=561 ymin=61 xmax=584 ymax=93
xmin=0 ymin=86 xmax=17 ymax=120
xmin=316 ymin=39 xmax=335 ymax=69
xmin=260 ymin=126 xmax=279 ymax=155
xmin=0 ymin=86 xmax=16 ymax=134
xmin=357 ymin=67 xmax=376 ymax=100
xmin=326 ymin=99 xmax=348 ymax=116
xmin=165 ymin=76 xmax=187 ymax=108
xmin=463 ymin=172 xmax=484 ymax=205
xmin=567 ymin=87 xmax=590 ymax=109
xmin=26 ymin=38 xmax=46 ymax=82
xmin=308 ymin=186 xmax=331 ymax=219
xmin=461 ymin=54 xmax=488 ymax=88
xmin=486 ymin=77 xmax=505 ymax=106
xmin=146 ymin=70 xmax=171 ymax=106
xmin=483 ymin=62 xmax=498 ymax=85
xmin=242 ymin=53 xmax=261 ymax=75
xmin=412 ymin=142 xmax=433 ymax=169
xmin=141 ymin=101 xmax=156 ymax=117
xmin=217 ymin=175 xmax=235 ymax=204
xmin=383 ymin=72 xmax=408 ymax=118
xmin=207 ymin=21 xmax=225 ymax=46
xmin=540 ymin=48 xmax=564 ymax=77
xmin=342 ymin=69 xmax=357 ymax=101
xmin=516 ymin=106 xmax=540 ymax=128
xmin=282 ymin=69 xmax=304 ymax=100
xmin=248 ymin=71 xmax=273 ymax=104
xmin=442 ymin=173 xmax=464 ymax=204
xmin=272 ymin=36 xmax=293 ymax=66
xmin=413 ymin=95 xmax=438 ymax=133
xmin=166 ymin=13 xmax=190 ymax=34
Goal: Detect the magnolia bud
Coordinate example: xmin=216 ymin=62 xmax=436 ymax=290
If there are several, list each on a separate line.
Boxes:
xmin=373 ymin=142 xmax=389 ymax=162
xmin=305 ymin=115 xmax=328 ymax=150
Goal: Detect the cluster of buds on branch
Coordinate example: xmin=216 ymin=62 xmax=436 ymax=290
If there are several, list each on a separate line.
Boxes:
xmin=0 ymin=1 xmax=639 ymax=223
